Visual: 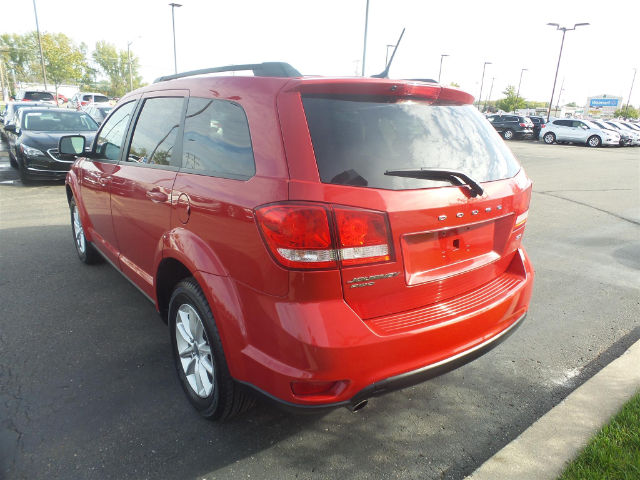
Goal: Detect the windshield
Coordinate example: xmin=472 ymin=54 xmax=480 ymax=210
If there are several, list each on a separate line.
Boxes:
xmin=22 ymin=111 xmax=98 ymax=131
xmin=302 ymin=96 xmax=520 ymax=190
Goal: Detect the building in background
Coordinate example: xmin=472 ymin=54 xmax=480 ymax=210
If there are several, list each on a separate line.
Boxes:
xmin=585 ymin=94 xmax=622 ymax=119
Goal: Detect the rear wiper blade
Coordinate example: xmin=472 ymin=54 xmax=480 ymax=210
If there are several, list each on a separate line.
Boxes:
xmin=384 ymin=168 xmax=485 ymax=197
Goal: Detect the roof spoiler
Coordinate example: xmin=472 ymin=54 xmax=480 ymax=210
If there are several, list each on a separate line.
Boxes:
xmin=153 ymin=62 xmax=301 ymax=83
xmin=372 ymin=28 xmax=405 ymax=79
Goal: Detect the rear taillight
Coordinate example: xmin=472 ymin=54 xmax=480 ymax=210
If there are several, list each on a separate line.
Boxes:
xmin=541 ymin=124 xmax=546 ymax=128
xmin=514 ymin=211 xmax=528 ymax=229
xmin=255 ymin=203 xmax=393 ymax=270
xmin=519 ymin=123 xmax=526 ymax=127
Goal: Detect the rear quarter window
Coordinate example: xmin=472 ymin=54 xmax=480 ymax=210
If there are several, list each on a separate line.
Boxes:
xmin=181 ymin=97 xmax=255 ymax=180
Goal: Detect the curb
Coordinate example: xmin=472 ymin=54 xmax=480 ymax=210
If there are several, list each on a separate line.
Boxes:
xmin=466 ymin=339 xmax=640 ymax=480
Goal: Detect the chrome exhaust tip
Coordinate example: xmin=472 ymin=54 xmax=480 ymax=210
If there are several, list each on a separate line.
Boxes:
xmin=347 ymin=399 xmax=368 ymax=413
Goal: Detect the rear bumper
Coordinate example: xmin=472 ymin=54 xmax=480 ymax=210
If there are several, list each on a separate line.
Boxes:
xmin=211 ymin=248 xmax=534 ymax=410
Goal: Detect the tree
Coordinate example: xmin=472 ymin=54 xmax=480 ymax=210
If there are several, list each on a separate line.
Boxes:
xmin=93 ymin=41 xmax=143 ymax=97
xmin=449 ymin=81 xmax=460 ymax=88
xmin=0 ymin=33 xmax=39 ymax=94
xmin=495 ymin=85 xmax=526 ymax=113
xmin=566 ymin=102 xmax=577 ymax=107
xmin=613 ymin=105 xmax=639 ymax=119
xmin=40 ymin=33 xmax=86 ymax=98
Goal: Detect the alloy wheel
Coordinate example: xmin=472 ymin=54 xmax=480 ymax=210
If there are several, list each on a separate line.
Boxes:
xmin=175 ymin=304 xmax=214 ymax=398
xmin=72 ymin=206 xmax=86 ymax=254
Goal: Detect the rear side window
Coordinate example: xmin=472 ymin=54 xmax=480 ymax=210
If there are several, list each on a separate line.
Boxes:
xmin=82 ymin=95 xmax=93 ymax=101
xmin=554 ymin=120 xmax=571 ymax=127
xmin=94 ymin=95 xmax=109 ymax=103
xmin=126 ymin=97 xmax=184 ymax=167
xmin=24 ymin=91 xmax=54 ymax=101
xmin=302 ymin=97 xmax=520 ymax=190
xmin=181 ymin=97 xmax=255 ymax=180
xmin=95 ymin=101 xmax=136 ymax=161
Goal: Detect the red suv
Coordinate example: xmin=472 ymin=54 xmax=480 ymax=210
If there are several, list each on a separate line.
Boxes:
xmin=61 ymin=62 xmax=534 ymax=420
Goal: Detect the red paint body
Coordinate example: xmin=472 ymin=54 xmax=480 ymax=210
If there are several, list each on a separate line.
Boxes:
xmin=66 ymin=74 xmax=534 ymax=408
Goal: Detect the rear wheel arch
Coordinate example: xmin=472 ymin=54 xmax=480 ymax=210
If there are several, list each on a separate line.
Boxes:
xmin=156 ymin=257 xmax=193 ymax=322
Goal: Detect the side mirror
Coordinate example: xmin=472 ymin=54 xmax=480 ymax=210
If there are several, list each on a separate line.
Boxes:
xmin=59 ymin=135 xmax=86 ymax=155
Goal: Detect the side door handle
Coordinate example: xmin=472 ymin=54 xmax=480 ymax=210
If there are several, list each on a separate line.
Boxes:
xmin=98 ymin=175 xmax=111 ymax=186
xmin=146 ymin=188 xmax=169 ymax=203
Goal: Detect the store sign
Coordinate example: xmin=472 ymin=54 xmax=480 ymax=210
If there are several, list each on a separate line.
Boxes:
xmin=590 ymin=98 xmax=619 ymax=107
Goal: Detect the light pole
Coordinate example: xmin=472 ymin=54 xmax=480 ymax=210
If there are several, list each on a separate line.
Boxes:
xmin=438 ymin=54 xmax=449 ymax=83
xmin=555 ymin=77 xmax=565 ymax=116
xmin=484 ymin=76 xmax=495 ymax=112
xmin=127 ymin=41 xmax=134 ymax=91
xmin=169 ymin=3 xmax=182 ymax=74
xmin=624 ymin=68 xmax=636 ymax=118
xmin=515 ymin=68 xmax=527 ymax=112
xmin=546 ymin=22 xmax=589 ymax=121
xmin=385 ymin=44 xmax=395 ymax=67
xmin=32 ymin=0 xmax=47 ymax=90
xmin=477 ymin=61 xmax=491 ymax=111
xmin=361 ymin=0 xmax=370 ymax=76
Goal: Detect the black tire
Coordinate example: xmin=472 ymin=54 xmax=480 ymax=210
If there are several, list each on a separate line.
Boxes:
xmin=587 ymin=135 xmax=601 ymax=148
xmin=503 ymin=129 xmax=514 ymax=140
xmin=9 ymin=155 xmax=18 ymax=168
xmin=543 ymin=132 xmax=556 ymax=144
xmin=69 ymin=197 xmax=102 ymax=264
xmin=169 ymin=278 xmax=254 ymax=420
xmin=18 ymin=156 xmax=32 ymax=184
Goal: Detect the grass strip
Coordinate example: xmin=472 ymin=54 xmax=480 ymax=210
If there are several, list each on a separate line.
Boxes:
xmin=559 ymin=390 xmax=640 ymax=480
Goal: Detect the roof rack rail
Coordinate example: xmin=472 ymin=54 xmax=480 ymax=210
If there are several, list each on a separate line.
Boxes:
xmin=153 ymin=62 xmax=301 ymax=83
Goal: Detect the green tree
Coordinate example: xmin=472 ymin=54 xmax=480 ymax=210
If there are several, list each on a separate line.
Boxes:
xmin=566 ymin=101 xmax=577 ymax=107
xmin=92 ymin=41 xmax=142 ymax=97
xmin=449 ymin=81 xmax=460 ymax=88
xmin=613 ymin=105 xmax=639 ymax=119
xmin=40 ymin=33 xmax=86 ymax=98
xmin=0 ymin=33 xmax=39 ymax=94
xmin=495 ymin=85 xmax=526 ymax=113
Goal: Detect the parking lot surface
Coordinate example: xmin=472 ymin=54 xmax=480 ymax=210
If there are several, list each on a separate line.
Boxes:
xmin=1 ymin=140 xmax=639 ymax=479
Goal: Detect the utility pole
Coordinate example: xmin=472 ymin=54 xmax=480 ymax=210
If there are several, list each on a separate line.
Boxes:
xmin=438 ymin=54 xmax=449 ymax=84
xmin=555 ymin=78 xmax=565 ymax=116
xmin=515 ymin=68 xmax=527 ymax=112
xmin=169 ymin=3 xmax=182 ymax=74
xmin=32 ymin=0 xmax=48 ymax=90
xmin=546 ymin=22 xmax=589 ymax=122
xmin=477 ymin=61 xmax=491 ymax=111
xmin=484 ymin=77 xmax=494 ymax=112
xmin=127 ymin=41 xmax=134 ymax=91
xmin=625 ymin=68 xmax=636 ymax=118
xmin=361 ymin=0 xmax=369 ymax=76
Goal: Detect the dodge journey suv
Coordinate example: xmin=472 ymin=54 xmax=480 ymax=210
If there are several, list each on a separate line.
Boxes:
xmin=61 ymin=62 xmax=534 ymax=420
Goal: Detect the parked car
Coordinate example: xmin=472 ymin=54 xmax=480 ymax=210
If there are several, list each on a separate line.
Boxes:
xmin=539 ymin=118 xmax=620 ymax=147
xmin=528 ymin=116 xmax=546 ymax=139
xmin=51 ymin=92 xmax=69 ymax=105
xmin=6 ymin=107 xmax=98 ymax=182
xmin=608 ymin=121 xmax=640 ymax=145
xmin=61 ymin=62 xmax=534 ymax=420
xmin=590 ymin=119 xmax=633 ymax=146
xmin=15 ymin=90 xmax=56 ymax=105
xmin=486 ymin=114 xmax=534 ymax=140
xmin=2 ymin=102 xmax=58 ymax=160
xmin=81 ymin=104 xmax=113 ymax=125
xmin=69 ymin=92 xmax=110 ymax=110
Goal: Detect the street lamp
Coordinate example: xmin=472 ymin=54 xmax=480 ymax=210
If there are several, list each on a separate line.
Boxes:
xmin=32 ymin=0 xmax=47 ymax=90
xmin=545 ymin=22 xmax=589 ymax=121
xmin=515 ymin=68 xmax=527 ymax=112
xmin=127 ymin=41 xmax=134 ymax=91
xmin=438 ymin=54 xmax=449 ymax=83
xmin=484 ymin=76 xmax=495 ymax=112
xmin=477 ymin=61 xmax=492 ymax=111
xmin=169 ymin=3 xmax=182 ymax=74
xmin=362 ymin=0 xmax=370 ymax=76
xmin=385 ymin=44 xmax=395 ymax=67
xmin=624 ymin=68 xmax=636 ymax=118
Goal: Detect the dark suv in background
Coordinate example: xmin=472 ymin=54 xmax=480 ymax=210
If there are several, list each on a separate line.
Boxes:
xmin=487 ymin=114 xmax=534 ymax=140
xmin=528 ymin=116 xmax=546 ymax=139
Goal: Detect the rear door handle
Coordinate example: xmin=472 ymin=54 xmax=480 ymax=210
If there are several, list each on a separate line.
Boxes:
xmin=146 ymin=189 xmax=169 ymax=203
xmin=98 ymin=176 xmax=111 ymax=186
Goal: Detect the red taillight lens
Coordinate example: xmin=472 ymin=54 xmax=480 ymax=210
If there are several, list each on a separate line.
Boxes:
xmin=256 ymin=204 xmax=336 ymax=269
xmin=255 ymin=203 xmax=393 ymax=269
xmin=334 ymin=207 xmax=391 ymax=266
xmin=519 ymin=123 xmax=526 ymax=127
xmin=541 ymin=124 xmax=546 ymax=128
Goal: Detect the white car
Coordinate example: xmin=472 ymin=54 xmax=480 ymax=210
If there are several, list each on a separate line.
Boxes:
xmin=604 ymin=121 xmax=640 ymax=146
xmin=539 ymin=118 xmax=620 ymax=147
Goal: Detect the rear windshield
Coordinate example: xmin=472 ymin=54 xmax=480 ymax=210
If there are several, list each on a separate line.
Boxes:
xmin=302 ymin=96 xmax=520 ymax=190
xmin=22 ymin=111 xmax=98 ymax=131
xmin=24 ymin=91 xmax=54 ymax=101
xmin=94 ymin=95 xmax=109 ymax=103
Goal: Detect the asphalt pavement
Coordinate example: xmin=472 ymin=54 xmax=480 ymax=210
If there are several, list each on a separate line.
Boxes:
xmin=1 ymin=139 xmax=639 ymax=480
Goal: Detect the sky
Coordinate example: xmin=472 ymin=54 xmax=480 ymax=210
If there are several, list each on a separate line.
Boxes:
xmin=9 ymin=0 xmax=640 ymax=107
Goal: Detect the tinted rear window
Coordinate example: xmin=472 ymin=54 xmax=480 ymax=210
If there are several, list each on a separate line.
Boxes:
xmin=24 ymin=92 xmax=54 ymax=101
xmin=302 ymin=96 xmax=520 ymax=190
xmin=94 ymin=95 xmax=109 ymax=103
